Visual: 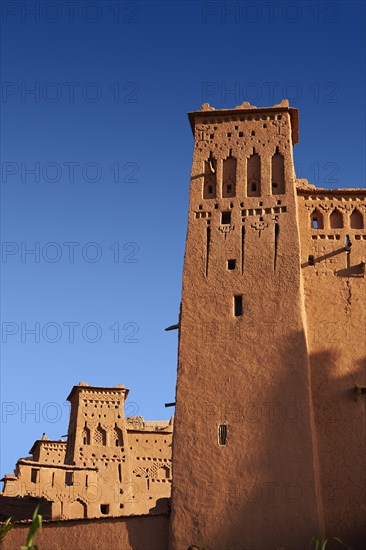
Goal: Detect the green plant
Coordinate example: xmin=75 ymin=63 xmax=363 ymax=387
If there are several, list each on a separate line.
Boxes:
xmin=278 ymin=535 xmax=351 ymax=550
xmin=0 ymin=517 xmax=13 ymax=544
xmin=310 ymin=536 xmax=350 ymax=550
xmin=20 ymin=506 xmax=42 ymax=550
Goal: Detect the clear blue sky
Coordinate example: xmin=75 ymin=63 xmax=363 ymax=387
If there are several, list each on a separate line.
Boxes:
xmin=1 ymin=0 xmax=365 ymax=478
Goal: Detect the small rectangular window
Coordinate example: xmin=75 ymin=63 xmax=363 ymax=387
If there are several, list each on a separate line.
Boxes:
xmin=31 ymin=468 xmax=39 ymax=484
xmin=218 ymin=424 xmax=227 ymax=446
xmin=308 ymin=255 xmax=315 ymax=266
xmin=100 ymin=504 xmax=109 ymax=515
xmin=234 ymin=295 xmax=243 ymax=317
xmin=227 ymin=259 xmax=236 ymax=270
xmin=221 ymin=211 xmax=231 ymax=225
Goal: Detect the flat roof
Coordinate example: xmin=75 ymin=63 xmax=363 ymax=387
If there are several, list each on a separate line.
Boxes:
xmin=67 ymin=384 xmax=129 ymax=401
xmin=29 ymin=439 xmax=66 ymax=454
xmin=296 ymin=183 xmax=366 ymax=196
xmin=188 ymin=104 xmax=299 ymax=144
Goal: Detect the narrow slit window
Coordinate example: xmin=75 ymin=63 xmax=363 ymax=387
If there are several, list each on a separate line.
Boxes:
xmin=234 ymin=295 xmax=243 ymax=317
xmin=221 ymin=211 xmax=231 ymax=225
xmin=227 ymin=259 xmax=236 ymax=270
xmin=271 ymin=147 xmax=285 ymax=194
xmin=345 ymin=234 xmax=352 ymax=251
xmin=203 ymin=158 xmax=216 ymax=199
xmin=308 ymin=255 xmax=315 ymax=266
xmin=218 ymin=424 xmax=227 ymax=446
xmin=222 ymin=157 xmax=236 ymax=197
xmin=65 ymin=471 xmax=74 ymax=486
xmin=82 ymin=424 xmax=90 ymax=445
xmin=205 ymin=226 xmax=211 ymax=277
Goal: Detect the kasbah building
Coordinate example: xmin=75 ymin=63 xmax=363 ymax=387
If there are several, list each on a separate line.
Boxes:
xmin=1 ymin=100 xmax=365 ymax=549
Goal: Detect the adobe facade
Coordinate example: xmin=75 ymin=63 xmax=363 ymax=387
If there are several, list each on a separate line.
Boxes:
xmin=170 ymin=101 xmax=365 ymax=549
xmin=1 ymin=383 xmax=173 ymax=520
xmin=1 ymin=102 xmax=365 ymax=550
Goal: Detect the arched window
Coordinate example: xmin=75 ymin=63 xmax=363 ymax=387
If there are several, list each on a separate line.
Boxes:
xmin=114 ymin=425 xmax=123 ymax=447
xmin=94 ymin=424 xmax=106 ymax=446
xmin=350 ymin=208 xmax=364 ymax=229
xmin=247 ymin=150 xmax=260 ymax=197
xmin=203 ymin=157 xmax=216 ymax=199
xmin=271 ymin=147 xmax=285 ymax=195
xmin=70 ymin=499 xmax=87 ymax=519
xmin=222 ymin=156 xmax=236 ymax=198
xmin=330 ymin=208 xmax=343 ymax=229
xmin=310 ymin=209 xmax=324 ymax=229
xmin=82 ymin=424 xmax=90 ymax=445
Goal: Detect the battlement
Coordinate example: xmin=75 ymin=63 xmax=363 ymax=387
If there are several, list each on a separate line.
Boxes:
xmin=67 ymin=382 xmax=129 ymax=402
xmin=188 ymin=99 xmax=298 ymax=143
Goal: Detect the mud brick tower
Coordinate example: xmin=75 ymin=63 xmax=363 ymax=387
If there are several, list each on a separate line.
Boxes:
xmin=170 ymin=100 xmax=366 ymax=549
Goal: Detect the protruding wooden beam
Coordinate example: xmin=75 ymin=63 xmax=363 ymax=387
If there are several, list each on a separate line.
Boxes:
xmin=165 ymin=324 xmax=179 ymax=331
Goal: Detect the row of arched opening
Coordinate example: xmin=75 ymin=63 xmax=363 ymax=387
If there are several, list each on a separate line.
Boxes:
xmin=203 ymin=148 xmax=285 ymax=199
xmin=82 ymin=423 xmax=123 ymax=447
xmin=311 ymin=207 xmax=364 ymax=230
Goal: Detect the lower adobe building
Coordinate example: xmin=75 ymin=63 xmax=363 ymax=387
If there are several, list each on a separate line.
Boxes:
xmin=1 ymin=101 xmax=365 ymax=550
xmin=1 ymin=383 xmax=173 ymax=520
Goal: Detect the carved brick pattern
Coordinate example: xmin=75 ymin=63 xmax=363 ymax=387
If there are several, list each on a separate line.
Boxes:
xmin=93 ymin=426 xmax=106 ymax=446
xmin=133 ymin=462 xmax=169 ymax=480
xmin=82 ymin=390 xmax=124 ymax=401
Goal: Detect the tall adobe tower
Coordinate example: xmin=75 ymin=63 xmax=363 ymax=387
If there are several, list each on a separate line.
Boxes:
xmin=170 ymin=101 xmax=366 ymax=549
